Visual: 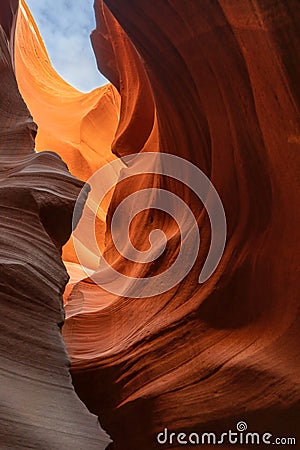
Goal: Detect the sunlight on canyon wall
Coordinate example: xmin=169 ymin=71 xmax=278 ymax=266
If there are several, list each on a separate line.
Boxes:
xmin=0 ymin=0 xmax=299 ymax=448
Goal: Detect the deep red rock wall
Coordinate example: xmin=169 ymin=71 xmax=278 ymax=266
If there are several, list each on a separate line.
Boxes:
xmin=65 ymin=1 xmax=300 ymax=448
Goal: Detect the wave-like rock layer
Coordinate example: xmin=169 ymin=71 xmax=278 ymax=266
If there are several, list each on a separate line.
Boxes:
xmin=2 ymin=0 xmax=300 ymax=449
xmin=0 ymin=2 xmax=110 ymax=448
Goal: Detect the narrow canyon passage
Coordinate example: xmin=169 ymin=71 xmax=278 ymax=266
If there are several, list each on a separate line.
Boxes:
xmin=1 ymin=0 xmax=299 ymax=449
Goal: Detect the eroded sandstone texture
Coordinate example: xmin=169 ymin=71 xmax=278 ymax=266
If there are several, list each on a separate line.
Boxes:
xmin=4 ymin=0 xmax=300 ymax=449
xmin=0 ymin=2 xmax=110 ymax=448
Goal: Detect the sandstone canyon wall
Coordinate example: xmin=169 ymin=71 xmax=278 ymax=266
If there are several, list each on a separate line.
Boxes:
xmin=0 ymin=1 xmax=110 ymax=448
xmin=1 ymin=0 xmax=300 ymax=449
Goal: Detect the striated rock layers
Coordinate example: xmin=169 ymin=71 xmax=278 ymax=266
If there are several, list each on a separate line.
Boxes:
xmin=4 ymin=0 xmax=300 ymax=449
xmin=0 ymin=2 xmax=110 ymax=448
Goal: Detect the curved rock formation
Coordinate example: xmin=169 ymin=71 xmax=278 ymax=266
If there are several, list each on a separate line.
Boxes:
xmin=8 ymin=0 xmax=300 ymax=449
xmin=0 ymin=3 xmax=110 ymax=448
xmin=67 ymin=1 xmax=300 ymax=448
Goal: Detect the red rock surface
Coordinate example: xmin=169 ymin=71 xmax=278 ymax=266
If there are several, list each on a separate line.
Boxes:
xmin=67 ymin=1 xmax=300 ymax=448
xmin=3 ymin=0 xmax=300 ymax=449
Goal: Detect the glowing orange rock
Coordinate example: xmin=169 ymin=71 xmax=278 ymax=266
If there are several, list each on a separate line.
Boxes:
xmin=15 ymin=0 xmax=123 ymax=271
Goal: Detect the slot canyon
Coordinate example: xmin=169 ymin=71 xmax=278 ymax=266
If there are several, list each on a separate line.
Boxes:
xmin=0 ymin=0 xmax=299 ymax=448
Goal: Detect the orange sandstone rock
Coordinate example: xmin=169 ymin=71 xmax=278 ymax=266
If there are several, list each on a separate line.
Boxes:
xmin=66 ymin=1 xmax=300 ymax=449
xmin=9 ymin=0 xmax=300 ymax=449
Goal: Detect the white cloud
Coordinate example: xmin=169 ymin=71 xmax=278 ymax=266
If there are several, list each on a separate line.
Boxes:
xmin=25 ymin=0 xmax=108 ymax=92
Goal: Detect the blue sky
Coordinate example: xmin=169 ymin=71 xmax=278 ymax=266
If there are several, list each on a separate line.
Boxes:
xmin=25 ymin=0 xmax=108 ymax=92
